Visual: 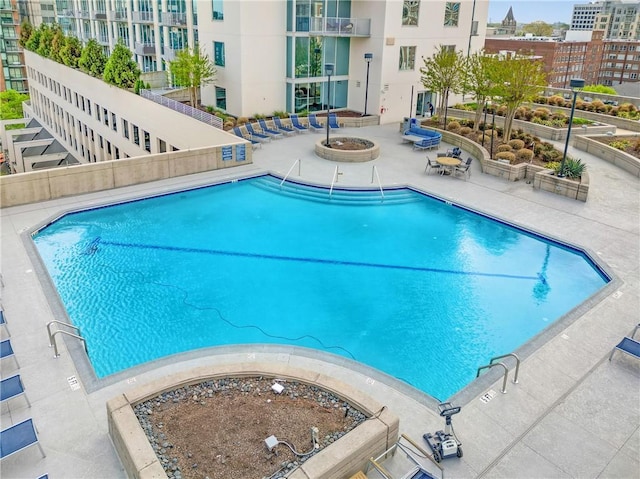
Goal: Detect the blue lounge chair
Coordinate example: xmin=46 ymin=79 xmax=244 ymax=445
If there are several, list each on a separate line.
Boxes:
xmin=308 ymin=114 xmax=324 ymax=131
xmin=0 ymin=418 xmax=45 ymax=460
xmin=1 ymin=374 xmax=30 ymax=407
xmin=257 ymin=119 xmax=283 ymax=139
xmin=244 ymin=123 xmax=271 ymax=143
xmin=272 ymin=117 xmax=296 ymax=136
xmin=0 ymin=339 xmax=18 ymax=369
xmin=609 ymin=336 xmax=640 ymax=361
xmin=0 ymin=310 xmax=9 ymax=336
xmin=232 ymin=127 xmax=261 ymax=149
xmin=328 ymin=113 xmax=341 ymax=129
xmin=289 ymin=114 xmax=309 ymax=133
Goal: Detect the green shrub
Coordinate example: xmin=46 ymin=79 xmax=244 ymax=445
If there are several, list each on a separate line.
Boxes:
xmin=516 ymin=148 xmax=534 ymax=162
xmin=508 ymin=139 xmax=525 ymax=150
xmin=272 ymin=110 xmax=288 ymax=118
xmin=555 ymin=157 xmax=586 ymax=178
xmin=534 ymin=107 xmax=551 ymax=120
xmin=609 ymin=140 xmax=631 ymax=151
xmin=495 ymin=151 xmax=516 ymax=163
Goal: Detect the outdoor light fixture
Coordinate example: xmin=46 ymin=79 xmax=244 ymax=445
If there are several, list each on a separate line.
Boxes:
xmin=363 ymin=53 xmax=373 ymax=116
xmin=558 ymin=78 xmax=585 ymax=178
xmin=325 ymin=63 xmax=334 ymax=148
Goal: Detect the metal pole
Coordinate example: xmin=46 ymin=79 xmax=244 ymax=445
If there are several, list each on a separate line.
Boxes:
xmin=443 ymin=91 xmax=448 ymax=129
xmin=482 ymin=101 xmax=488 ymax=147
xmin=559 ymin=78 xmax=585 ymax=177
xmin=364 ymin=53 xmax=372 ymax=116
xmin=409 ymin=85 xmax=414 ymax=119
xmin=490 ymin=107 xmax=495 ymax=160
xmin=325 ymin=63 xmax=334 ymax=148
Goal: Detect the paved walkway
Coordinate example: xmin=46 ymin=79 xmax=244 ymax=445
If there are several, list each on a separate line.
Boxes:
xmin=1 ymin=123 xmax=638 ymax=479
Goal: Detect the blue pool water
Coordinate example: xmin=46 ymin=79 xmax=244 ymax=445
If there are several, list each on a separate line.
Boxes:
xmin=33 ymin=175 xmax=608 ymax=400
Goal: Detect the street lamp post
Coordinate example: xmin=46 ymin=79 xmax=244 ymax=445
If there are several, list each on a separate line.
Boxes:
xmin=558 ymin=78 xmax=585 ymax=178
xmin=315 ymin=47 xmax=321 ymax=109
xmin=325 ymin=63 xmax=334 ymax=148
xmin=481 ymin=99 xmax=488 ymax=147
xmin=489 ymin=104 xmax=496 ymax=160
xmin=363 ymin=53 xmax=373 ymax=116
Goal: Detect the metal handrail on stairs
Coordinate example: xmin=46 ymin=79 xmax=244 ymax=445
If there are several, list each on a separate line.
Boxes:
xmin=46 ymin=320 xmax=87 ymax=358
xmin=371 ymin=165 xmax=384 ymax=201
xmin=279 ymin=159 xmax=301 ymax=187
xmin=329 ymin=165 xmax=342 ymax=197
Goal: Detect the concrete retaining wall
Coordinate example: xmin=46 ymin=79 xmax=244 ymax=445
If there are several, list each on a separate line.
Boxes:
xmin=574 ymin=135 xmax=640 ymax=177
xmin=529 ymin=103 xmax=639 ymax=133
xmin=0 ymin=144 xmax=252 ymax=208
xmin=107 ymin=363 xmax=399 ymax=479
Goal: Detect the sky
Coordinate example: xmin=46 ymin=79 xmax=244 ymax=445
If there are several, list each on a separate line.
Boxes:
xmin=487 ymin=0 xmax=576 ymax=25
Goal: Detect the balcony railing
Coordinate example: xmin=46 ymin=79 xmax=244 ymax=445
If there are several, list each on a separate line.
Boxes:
xmin=162 ymin=46 xmax=178 ymax=62
xmin=135 ymin=42 xmax=156 ymax=56
xmin=161 ymin=11 xmax=187 ymax=26
xmin=59 ymin=9 xmax=76 ymax=17
xmin=93 ymin=11 xmax=107 ymax=20
xmin=97 ymin=35 xmax=109 ymax=45
xmin=78 ymin=9 xmax=90 ymax=18
xmin=110 ymin=10 xmax=127 ymax=21
xmin=131 ymin=11 xmax=154 ymax=23
xmin=306 ymin=16 xmax=371 ymax=36
xmin=141 ymin=90 xmax=223 ymax=130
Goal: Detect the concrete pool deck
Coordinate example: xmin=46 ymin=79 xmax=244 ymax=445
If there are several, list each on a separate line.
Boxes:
xmin=1 ymin=122 xmax=638 ymax=478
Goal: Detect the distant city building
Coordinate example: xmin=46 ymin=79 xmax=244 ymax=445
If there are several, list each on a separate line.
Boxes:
xmin=492 ymin=6 xmax=517 ymax=35
xmin=0 ymin=0 xmax=28 ymax=93
xmin=18 ymin=0 xmax=56 ymax=26
xmin=571 ymin=2 xmax=604 ymax=31
xmin=591 ymin=30 xmax=640 ymax=89
xmin=593 ymin=0 xmax=640 ymax=39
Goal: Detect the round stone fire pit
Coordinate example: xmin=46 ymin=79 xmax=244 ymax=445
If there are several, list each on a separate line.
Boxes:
xmin=315 ymin=137 xmax=380 ymax=162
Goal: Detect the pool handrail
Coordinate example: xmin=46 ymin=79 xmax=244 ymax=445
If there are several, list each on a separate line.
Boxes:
xmin=371 ymin=165 xmax=384 ymax=201
xmin=476 ymin=361 xmax=510 ymax=393
xmin=280 ymin=159 xmax=301 ymax=188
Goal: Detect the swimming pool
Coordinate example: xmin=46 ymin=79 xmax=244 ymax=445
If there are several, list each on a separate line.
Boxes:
xmin=33 ymin=174 xmax=609 ymax=400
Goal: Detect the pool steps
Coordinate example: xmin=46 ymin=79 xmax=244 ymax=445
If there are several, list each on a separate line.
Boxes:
xmin=253 ymin=176 xmax=417 ymax=205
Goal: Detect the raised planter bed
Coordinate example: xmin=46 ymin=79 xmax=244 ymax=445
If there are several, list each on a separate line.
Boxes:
xmin=573 ymin=134 xmax=640 ymax=177
xmin=529 ymin=103 xmax=640 ymax=133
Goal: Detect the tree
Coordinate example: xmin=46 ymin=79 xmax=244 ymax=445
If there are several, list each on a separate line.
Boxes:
xmin=487 ymin=54 xmax=547 ymax=142
xmin=522 ymin=21 xmax=553 ymax=36
xmin=170 ymin=45 xmax=216 ymax=108
xmin=462 ymin=51 xmax=496 ymax=132
xmin=0 ymin=90 xmax=30 ymax=120
xmin=103 ymin=41 xmax=141 ymax=88
xmin=18 ymin=21 xmax=33 ymax=47
xmin=419 ymin=45 xmax=465 ymax=127
xmin=49 ymin=24 xmax=65 ymax=63
xmin=59 ymin=36 xmax=82 ymax=68
xmin=24 ymin=26 xmax=41 ymax=52
xmin=79 ymin=39 xmax=107 ymax=77
xmin=36 ymin=24 xmax=54 ymax=58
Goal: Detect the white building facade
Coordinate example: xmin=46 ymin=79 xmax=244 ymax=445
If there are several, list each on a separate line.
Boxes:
xmin=51 ymin=0 xmax=488 ymax=124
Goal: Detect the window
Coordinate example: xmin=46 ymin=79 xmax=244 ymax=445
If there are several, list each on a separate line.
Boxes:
xmin=103 ymin=107 xmax=109 ymax=126
xmin=402 ymin=0 xmax=420 ymax=26
xmin=212 ymin=0 xmax=223 ymax=20
xmin=122 ymin=119 xmax=129 ymax=139
xmin=214 ymin=41 xmax=225 ymax=66
xmin=399 ymin=46 xmax=416 ymax=71
xmin=215 ymin=86 xmax=227 ymax=110
xmin=133 ymin=125 xmax=140 ymax=145
xmin=444 ymin=2 xmax=460 ymax=27
xmin=111 ymin=112 xmax=117 ymax=131
xmin=143 ymin=130 xmax=151 ymax=152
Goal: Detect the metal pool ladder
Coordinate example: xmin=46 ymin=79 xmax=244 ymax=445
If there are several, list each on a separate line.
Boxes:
xmin=46 ymin=320 xmax=88 ymax=358
xmin=476 ymin=352 xmax=521 ymax=393
xmin=279 ymin=158 xmax=301 ymax=187
xmin=371 ymin=165 xmax=384 ymax=201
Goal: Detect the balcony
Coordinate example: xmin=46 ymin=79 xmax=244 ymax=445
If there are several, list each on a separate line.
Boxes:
xmin=161 ymin=11 xmax=187 ymax=26
xmin=58 ymin=9 xmax=76 ymax=18
xmin=78 ymin=10 xmax=90 ymax=19
xmin=131 ymin=11 xmax=154 ymax=23
xmin=162 ymin=46 xmax=178 ymax=62
xmin=97 ymin=35 xmax=109 ymax=45
xmin=93 ymin=11 xmax=107 ymax=20
xmin=110 ymin=10 xmax=127 ymax=21
xmin=135 ymin=42 xmax=156 ymax=56
xmin=306 ymin=16 xmax=371 ymax=37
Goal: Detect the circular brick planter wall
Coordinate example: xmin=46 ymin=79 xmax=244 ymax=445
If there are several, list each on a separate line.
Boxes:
xmin=315 ymin=137 xmax=380 ymax=162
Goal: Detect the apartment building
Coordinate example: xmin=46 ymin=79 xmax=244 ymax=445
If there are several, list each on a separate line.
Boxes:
xmin=49 ymin=0 xmax=488 ymax=121
xmin=0 ymin=0 xmax=27 ymax=92
xmin=571 ymin=2 xmax=604 ymax=31
xmin=483 ymin=37 xmax=596 ymax=88
xmin=591 ymin=30 xmax=640 ymax=86
xmin=593 ymin=0 xmax=640 ymax=39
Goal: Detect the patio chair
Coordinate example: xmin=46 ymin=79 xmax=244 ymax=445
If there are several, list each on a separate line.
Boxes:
xmin=424 ymin=156 xmax=442 ymax=175
xmin=289 ymin=114 xmax=309 ymax=133
xmin=1 ymin=374 xmax=30 ymax=408
xmin=447 ymin=147 xmax=462 ymax=158
xmin=232 ymin=127 xmax=261 ymax=149
xmin=455 ymin=157 xmax=473 ymax=180
xmin=328 ymin=113 xmax=341 ymax=129
xmin=257 ymin=119 xmax=284 ymax=139
xmin=244 ymin=123 xmax=272 ymax=143
xmin=0 ymin=339 xmax=18 ymax=369
xmin=436 ymin=152 xmax=447 ymax=158
xmin=0 ymin=309 xmax=9 ymax=336
xmin=609 ymin=336 xmax=640 ymax=362
xmin=272 ymin=117 xmax=296 ymax=136
xmin=308 ymin=114 xmax=324 ymax=131
xmin=0 ymin=418 xmax=45 ymax=461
